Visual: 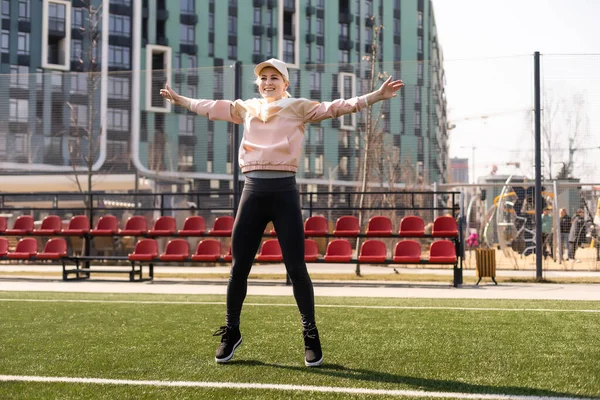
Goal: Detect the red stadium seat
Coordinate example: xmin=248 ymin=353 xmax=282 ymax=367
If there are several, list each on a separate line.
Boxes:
xmin=209 ymin=216 xmax=234 ymax=236
xmin=366 ymin=216 xmax=393 ymax=237
xmin=7 ymin=237 xmax=37 ymax=259
xmin=120 ymin=216 xmax=148 ymax=236
xmin=62 ymin=215 xmax=90 ymax=236
xmin=323 ymin=239 xmax=352 ymax=262
xmin=159 ymin=239 xmax=190 ymax=261
xmin=178 ymin=216 xmax=206 ymax=236
xmin=33 ymin=215 xmax=62 ymax=236
xmin=256 ymin=239 xmax=283 ymax=262
xmin=0 ymin=237 xmax=8 ymax=256
xmin=393 ymin=240 xmax=422 ymax=263
xmin=148 ymin=216 xmax=177 ymax=237
xmin=191 ymin=239 xmax=222 ymax=261
xmin=128 ymin=239 xmax=159 ymax=261
xmin=429 ymin=240 xmax=457 ymax=263
xmin=333 ymin=216 xmax=360 ymax=237
xmin=358 ymin=240 xmax=387 ymax=263
xmin=432 ymin=216 xmax=458 ymax=237
xmin=0 ymin=216 xmax=7 ymax=233
xmin=223 ymin=246 xmax=232 ymax=262
xmin=304 ymin=239 xmax=319 ymax=262
xmin=5 ymin=215 xmax=34 ymax=235
xmin=398 ymin=216 xmax=425 ymax=237
xmin=90 ymin=215 xmax=119 ymax=236
xmin=36 ymin=238 xmax=68 ymax=259
xmin=304 ymin=215 xmax=328 ymax=236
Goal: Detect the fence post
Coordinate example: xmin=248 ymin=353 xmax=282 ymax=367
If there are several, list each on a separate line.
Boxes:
xmin=534 ymin=51 xmax=543 ymax=281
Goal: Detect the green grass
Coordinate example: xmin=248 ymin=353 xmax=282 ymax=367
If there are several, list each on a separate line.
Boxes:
xmin=1 ymin=292 xmax=599 ymax=399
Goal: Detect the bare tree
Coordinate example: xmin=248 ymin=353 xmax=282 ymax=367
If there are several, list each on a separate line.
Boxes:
xmin=66 ymin=0 xmax=103 ymax=214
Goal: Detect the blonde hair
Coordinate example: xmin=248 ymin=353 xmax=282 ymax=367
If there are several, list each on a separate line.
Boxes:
xmin=254 ymin=69 xmax=291 ymax=98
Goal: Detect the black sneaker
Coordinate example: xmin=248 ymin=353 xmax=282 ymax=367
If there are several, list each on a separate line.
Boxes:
xmin=303 ymin=325 xmax=323 ymax=367
xmin=213 ymin=326 xmax=242 ymax=363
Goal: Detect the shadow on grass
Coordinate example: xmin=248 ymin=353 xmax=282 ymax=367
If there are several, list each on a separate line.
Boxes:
xmin=226 ymin=360 xmax=590 ymax=399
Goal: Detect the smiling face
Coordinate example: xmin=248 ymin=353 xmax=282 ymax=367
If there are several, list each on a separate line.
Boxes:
xmin=257 ymin=67 xmax=289 ymax=102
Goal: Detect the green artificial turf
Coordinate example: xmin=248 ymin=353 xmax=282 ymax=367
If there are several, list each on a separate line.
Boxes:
xmin=0 ymin=292 xmax=599 ymax=399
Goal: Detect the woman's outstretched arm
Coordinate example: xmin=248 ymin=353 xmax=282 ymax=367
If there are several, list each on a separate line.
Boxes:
xmin=302 ymin=76 xmax=404 ymax=122
xmin=159 ymin=84 xmax=243 ymax=123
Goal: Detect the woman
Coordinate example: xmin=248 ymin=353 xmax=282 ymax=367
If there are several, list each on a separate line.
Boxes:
xmin=160 ymin=58 xmax=403 ymax=367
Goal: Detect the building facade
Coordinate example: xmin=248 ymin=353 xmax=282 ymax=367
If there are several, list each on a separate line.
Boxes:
xmin=0 ymin=0 xmax=448 ymax=193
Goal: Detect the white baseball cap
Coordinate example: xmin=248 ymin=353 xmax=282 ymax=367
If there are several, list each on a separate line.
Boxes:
xmin=254 ymin=58 xmax=289 ymax=82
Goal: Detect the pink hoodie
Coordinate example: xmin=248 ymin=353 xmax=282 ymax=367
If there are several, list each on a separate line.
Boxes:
xmin=188 ymin=96 xmax=370 ymax=173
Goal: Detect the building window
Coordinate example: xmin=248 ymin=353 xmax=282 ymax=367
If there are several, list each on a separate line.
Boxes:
xmin=179 ymin=115 xmax=194 ymax=136
xmin=108 ymin=45 xmax=130 ymax=68
xmin=178 ymin=143 xmax=194 ymax=167
xmin=265 ymin=39 xmax=272 ymax=58
xmin=253 ymin=7 xmax=261 ymax=24
xmin=228 ymin=15 xmax=237 ymax=35
xmin=71 ymin=39 xmax=82 ymax=60
xmin=208 ymin=12 xmax=214 ymax=32
xmin=108 ymin=76 xmax=130 ymax=99
xmin=415 ymin=111 xmax=421 ymax=129
xmin=418 ymin=11 xmax=423 ymax=29
xmin=316 ymin=44 xmax=324 ymax=63
xmin=107 ymin=140 xmax=128 ymax=163
xmin=415 ymin=87 xmax=420 ymax=104
xmin=48 ymin=3 xmax=66 ymax=31
xmin=393 ymin=44 xmax=400 ymax=61
xmin=208 ymin=41 xmax=214 ymax=57
xmin=316 ymin=0 xmax=324 ymax=9
xmin=394 ymin=18 xmax=400 ymax=35
xmin=283 ymin=39 xmax=294 ymax=63
xmin=339 ymin=23 xmax=349 ymax=37
xmin=339 ymin=73 xmax=356 ymax=129
xmin=365 ymin=26 xmax=372 ymax=43
xmin=1 ymin=29 xmax=8 ymax=54
xmin=314 ymin=127 xmax=323 ymax=145
xmin=187 ymin=54 xmax=196 ymax=69
xmin=17 ymin=32 xmax=29 ymax=55
xmin=364 ymin=0 xmax=372 ymax=15
xmin=267 ymin=9 xmax=273 ymax=26
xmin=72 ymin=8 xmax=83 ymax=28
xmin=9 ymin=98 xmax=29 ymax=122
xmin=316 ymin=17 xmax=324 ymax=35
xmin=417 ymin=36 xmax=423 ymax=53
xmin=180 ymin=24 xmax=194 ymax=44
xmin=70 ymin=104 xmax=88 ymax=127
xmin=109 ymin=14 xmax=131 ymax=37
xmin=253 ymin=37 xmax=261 ymax=54
xmin=339 ymin=49 xmax=349 ymax=63
xmin=111 ymin=0 xmax=131 ymax=5
xmin=417 ymin=61 xmax=423 ymax=79
xmin=70 ymin=73 xmax=87 ymax=94
xmin=1 ymin=0 xmax=9 ymax=18
xmin=305 ymin=43 xmax=311 ymax=62
xmin=315 ymin=154 xmax=323 ymax=174
xmin=310 ymin=71 xmax=321 ymax=90
xmin=18 ymin=0 xmax=29 ymax=21
xmin=228 ymin=44 xmax=237 ymax=59
xmin=107 ymin=108 xmax=129 ymax=131
xmin=10 ymin=65 xmax=29 ymax=89
xmin=181 ymin=0 xmax=194 ymax=15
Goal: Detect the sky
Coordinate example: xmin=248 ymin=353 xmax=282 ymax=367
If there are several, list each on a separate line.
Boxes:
xmin=430 ymin=0 xmax=600 ymax=183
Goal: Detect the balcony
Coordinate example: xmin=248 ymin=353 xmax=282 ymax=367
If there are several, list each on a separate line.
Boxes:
xmin=48 ymin=18 xmax=66 ymax=37
xmin=365 ymin=16 xmax=375 ymax=27
xmin=305 ymin=33 xmax=315 ymax=43
xmin=267 ymin=27 xmax=277 ymax=36
xmin=306 ymin=5 xmax=315 ymax=15
xmin=156 ymin=9 xmax=169 ymax=21
xmin=156 ymin=36 xmax=169 ymax=46
xmin=180 ymin=14 xmax=197 ymax=25
xmin=252 ymin=53 xmax=265 ymax=64
xmin=339 ymin=12 xmax=353 ymax=24
xmin=267 ymin=0 xmax=276 ymax=8
xmin=253 ymin=0 xmax=265 ymax=6
xmin=180 ymin=44 xmax=197 ymax=55
xmin=283 ymin=0 xmax=295 ymax=12
xmin=252 ymin=25 xmax=264 ymax=35
xmin=338 ymin=37 xmax=353 ymax=50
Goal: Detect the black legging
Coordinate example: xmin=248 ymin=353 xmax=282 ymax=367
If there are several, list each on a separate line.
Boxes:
xmin=225 ymin=176 xmax=315 ymax=328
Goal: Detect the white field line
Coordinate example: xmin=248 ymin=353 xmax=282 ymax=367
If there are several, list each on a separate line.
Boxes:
xmin=0 ymin=298 xmax=599 ymax=313
xmin=0 ymin=375 xmax=597 ymax=400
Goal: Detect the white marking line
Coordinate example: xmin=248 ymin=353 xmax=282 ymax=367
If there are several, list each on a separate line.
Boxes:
xmin=0 ymin=375 xmax=597 ymax=400
xmin=0 ymin=298 xmax=599 ymax=313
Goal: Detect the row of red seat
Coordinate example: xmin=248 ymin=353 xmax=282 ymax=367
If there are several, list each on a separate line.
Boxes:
xmin=0 ymin=214 xmax=458 ymax=238
xmin=0 ymin=236 xmax=457 ymax=264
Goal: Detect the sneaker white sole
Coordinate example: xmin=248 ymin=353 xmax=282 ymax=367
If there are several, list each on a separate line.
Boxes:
xmin=215 ymin=336 xmax=242 ymax=363
xmin=305 ymin=355 xmax=323 ymax=367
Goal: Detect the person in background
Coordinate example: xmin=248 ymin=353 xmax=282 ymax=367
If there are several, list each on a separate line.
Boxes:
xmin=558 ymin=208 xmax=571 ymax=261
xmin=568 ymin=208 xmax=585 ymax=263
xmin=541 ymin=207 xmax=553 ymax=260
xmin=160 ymin=58 xmax=403 ymax=367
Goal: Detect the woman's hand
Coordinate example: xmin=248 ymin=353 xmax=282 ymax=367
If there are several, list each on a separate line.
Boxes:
xmin=159 ymin=84 xmax=185 ymax=107
xmin=377 ymin=76 xmax=404 ymax=100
